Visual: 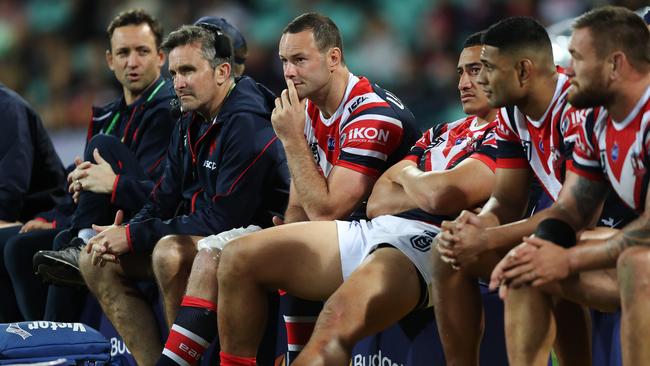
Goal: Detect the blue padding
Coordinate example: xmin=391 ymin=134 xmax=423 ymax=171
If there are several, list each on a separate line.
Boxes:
xmin=0 ymin=321 xmax=109 ymax=364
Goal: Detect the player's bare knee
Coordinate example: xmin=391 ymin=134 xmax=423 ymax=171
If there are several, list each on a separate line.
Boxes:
xmin=191 ymin=249 xmax=220 ymax=281
xmin=78 ymin=249 xmax=104 ymax=286
xmin=218 ymin=238 xmax=255 ymax=279
xmin=618 ymin=247 xmax=650 ymax=296
xmin=152 ymin=235 xmax=195 ymax=281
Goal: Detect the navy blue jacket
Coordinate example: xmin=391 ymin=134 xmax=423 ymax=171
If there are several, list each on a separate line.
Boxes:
xmin=127 ymin=76 xmax=289 ymax=253
xmin=0 ymin=84 xmax=67 ymax=222
xmin=35 ymin=77 xmax=176 ymax=227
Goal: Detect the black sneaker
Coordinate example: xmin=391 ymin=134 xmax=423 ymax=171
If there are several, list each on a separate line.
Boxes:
xmin=33 ymin=237 xmax=86 ymax=287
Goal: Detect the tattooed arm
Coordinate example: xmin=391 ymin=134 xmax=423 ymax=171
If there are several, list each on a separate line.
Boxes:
xmin=559 ymin=171 xmax=648 ymax=272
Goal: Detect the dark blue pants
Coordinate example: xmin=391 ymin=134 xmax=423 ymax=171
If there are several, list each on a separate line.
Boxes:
xmin=1 ymin=135 xmax=150 ymax=322
xmin=46 ymin=134 xmax=148 ymax=321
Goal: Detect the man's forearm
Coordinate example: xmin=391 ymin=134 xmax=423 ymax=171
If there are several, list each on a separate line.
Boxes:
xmin=565 ymin=237 xmax=615 ymax=273
xmin=483 ymin=202 xmax=574 ymax=252
xmin=284 ymin=204 xmax=309 ymax=224
xmin=566 ymin=217 xmax=650 ymax=274
xmin=281 ymin=139 xmax=333 ymax=219
xmin=366 ymin=178 xmax=417 ymax=218
xmin=602 ymin=214 xmax=650 ymax=263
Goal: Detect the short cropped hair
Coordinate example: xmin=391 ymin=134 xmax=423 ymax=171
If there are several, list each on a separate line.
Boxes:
xmin=463 ymin=31 xmax=485 ymax=49
xmin=482 ymin=17 xmax=552 ymax=58
xmin=573 ymin=6 xmax=650 ymax=72
xmin=107 ymin=9 xmax=163 ymax=50
xmin=283 ymin=12 xmax=345 ymax=62
xmin=161 ymin=25 xmax=232 ymax=69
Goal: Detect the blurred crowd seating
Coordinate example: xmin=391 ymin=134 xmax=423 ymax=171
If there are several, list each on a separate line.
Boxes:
xmin=0 ymin=0 xmax=645 ymax=132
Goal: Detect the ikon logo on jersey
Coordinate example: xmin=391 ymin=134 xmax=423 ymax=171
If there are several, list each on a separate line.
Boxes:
xmin=347 ymin=127 xmax=390 ymax=143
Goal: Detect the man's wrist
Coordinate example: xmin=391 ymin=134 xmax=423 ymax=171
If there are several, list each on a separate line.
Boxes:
xmin=279 ymin=135 xmax=307 ymax=150
xmin=566 ymin=246 xmax=579 ymax=275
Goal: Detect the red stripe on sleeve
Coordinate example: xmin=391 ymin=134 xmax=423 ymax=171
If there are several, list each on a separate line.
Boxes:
xmin=496 ymin=158 xmax=529 ymax=169
xmin=125 ymin=224 xmax=133 ymax=252
xmin=110 ymin=174 xmax=121 ymax=204
xmin=470 ymin=154 xmax=497 ymax=172
xmin=226 ymin=137 xmax=278 ymax=195
xmin=566 ymin=160 xmax=605 ymax=181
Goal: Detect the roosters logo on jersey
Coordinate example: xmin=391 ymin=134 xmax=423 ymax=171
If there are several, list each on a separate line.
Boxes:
xmin=611 ymin=143 xmax=620 ymax=161
xmin=347 ymin=127 xmax=390 ymax=143
xmin=327 ymin=136 xmax=336 ymax=151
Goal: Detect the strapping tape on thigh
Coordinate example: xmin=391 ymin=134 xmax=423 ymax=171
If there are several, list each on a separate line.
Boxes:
xmin=196 ymin=225 xmax=262 ymax=251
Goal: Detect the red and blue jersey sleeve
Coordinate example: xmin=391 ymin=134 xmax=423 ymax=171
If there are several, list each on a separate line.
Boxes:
xmin=337 ymin=107 xmax=405 ymax=177
xmin=470 ymin=123 xmax=498 ymax=172
xmin=567 ymin=109 xmax=606 ymax=181
xmin=404 ymin=128 xmax=433 ymax=164
xmin=495 ymin=107 xmax=528 ymax=169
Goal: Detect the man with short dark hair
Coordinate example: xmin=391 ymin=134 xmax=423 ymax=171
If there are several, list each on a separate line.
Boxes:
xmin=487 ymin=6 xmax=650 ymax=365
xmin=33 ymin=8 xmax=175 ymax=280
xmin=77 ymin=23 xmax=289 ymax=365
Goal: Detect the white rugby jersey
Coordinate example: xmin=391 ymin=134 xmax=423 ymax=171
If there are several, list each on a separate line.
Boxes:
xmin=570 ymin=85 xmax=650 ymax=213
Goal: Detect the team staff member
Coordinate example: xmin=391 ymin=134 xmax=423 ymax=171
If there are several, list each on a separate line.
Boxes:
xmin=0 ymin=83 xmax=67 ymax=321
xmin=78 ymin=24 xmax=289 ymax=365
xmin=150 ymin=15 xmax=256 ymax=332
xmin=33 ymin=8 xmax=176 ymax=284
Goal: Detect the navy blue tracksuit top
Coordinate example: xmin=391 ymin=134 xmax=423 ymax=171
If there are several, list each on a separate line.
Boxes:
xmin=34 ymin=77 xmax=177 ymax=227
xmin=0 ymin=83 xmax=66 ymax=222
xmin=126 ymin=76 xmax=289 ymax=253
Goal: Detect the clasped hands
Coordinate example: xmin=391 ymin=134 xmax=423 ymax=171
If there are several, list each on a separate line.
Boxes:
xmin=85 ymin=210 xmax=129 ymax=267
xmin=67 ymin=148 xmax=117 ymax=203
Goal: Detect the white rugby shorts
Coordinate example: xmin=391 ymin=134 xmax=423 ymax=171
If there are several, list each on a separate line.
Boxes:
xmin=336 ymin=215 xmax=439 ymax=307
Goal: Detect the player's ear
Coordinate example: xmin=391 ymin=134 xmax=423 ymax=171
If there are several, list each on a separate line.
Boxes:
xmin=516 ymin=58 xmax=533 ymax=86
xmin=608 ymin=51 xmax=624 ymax=80
xmin=328 ymin=47 xmax=342 ymax=70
